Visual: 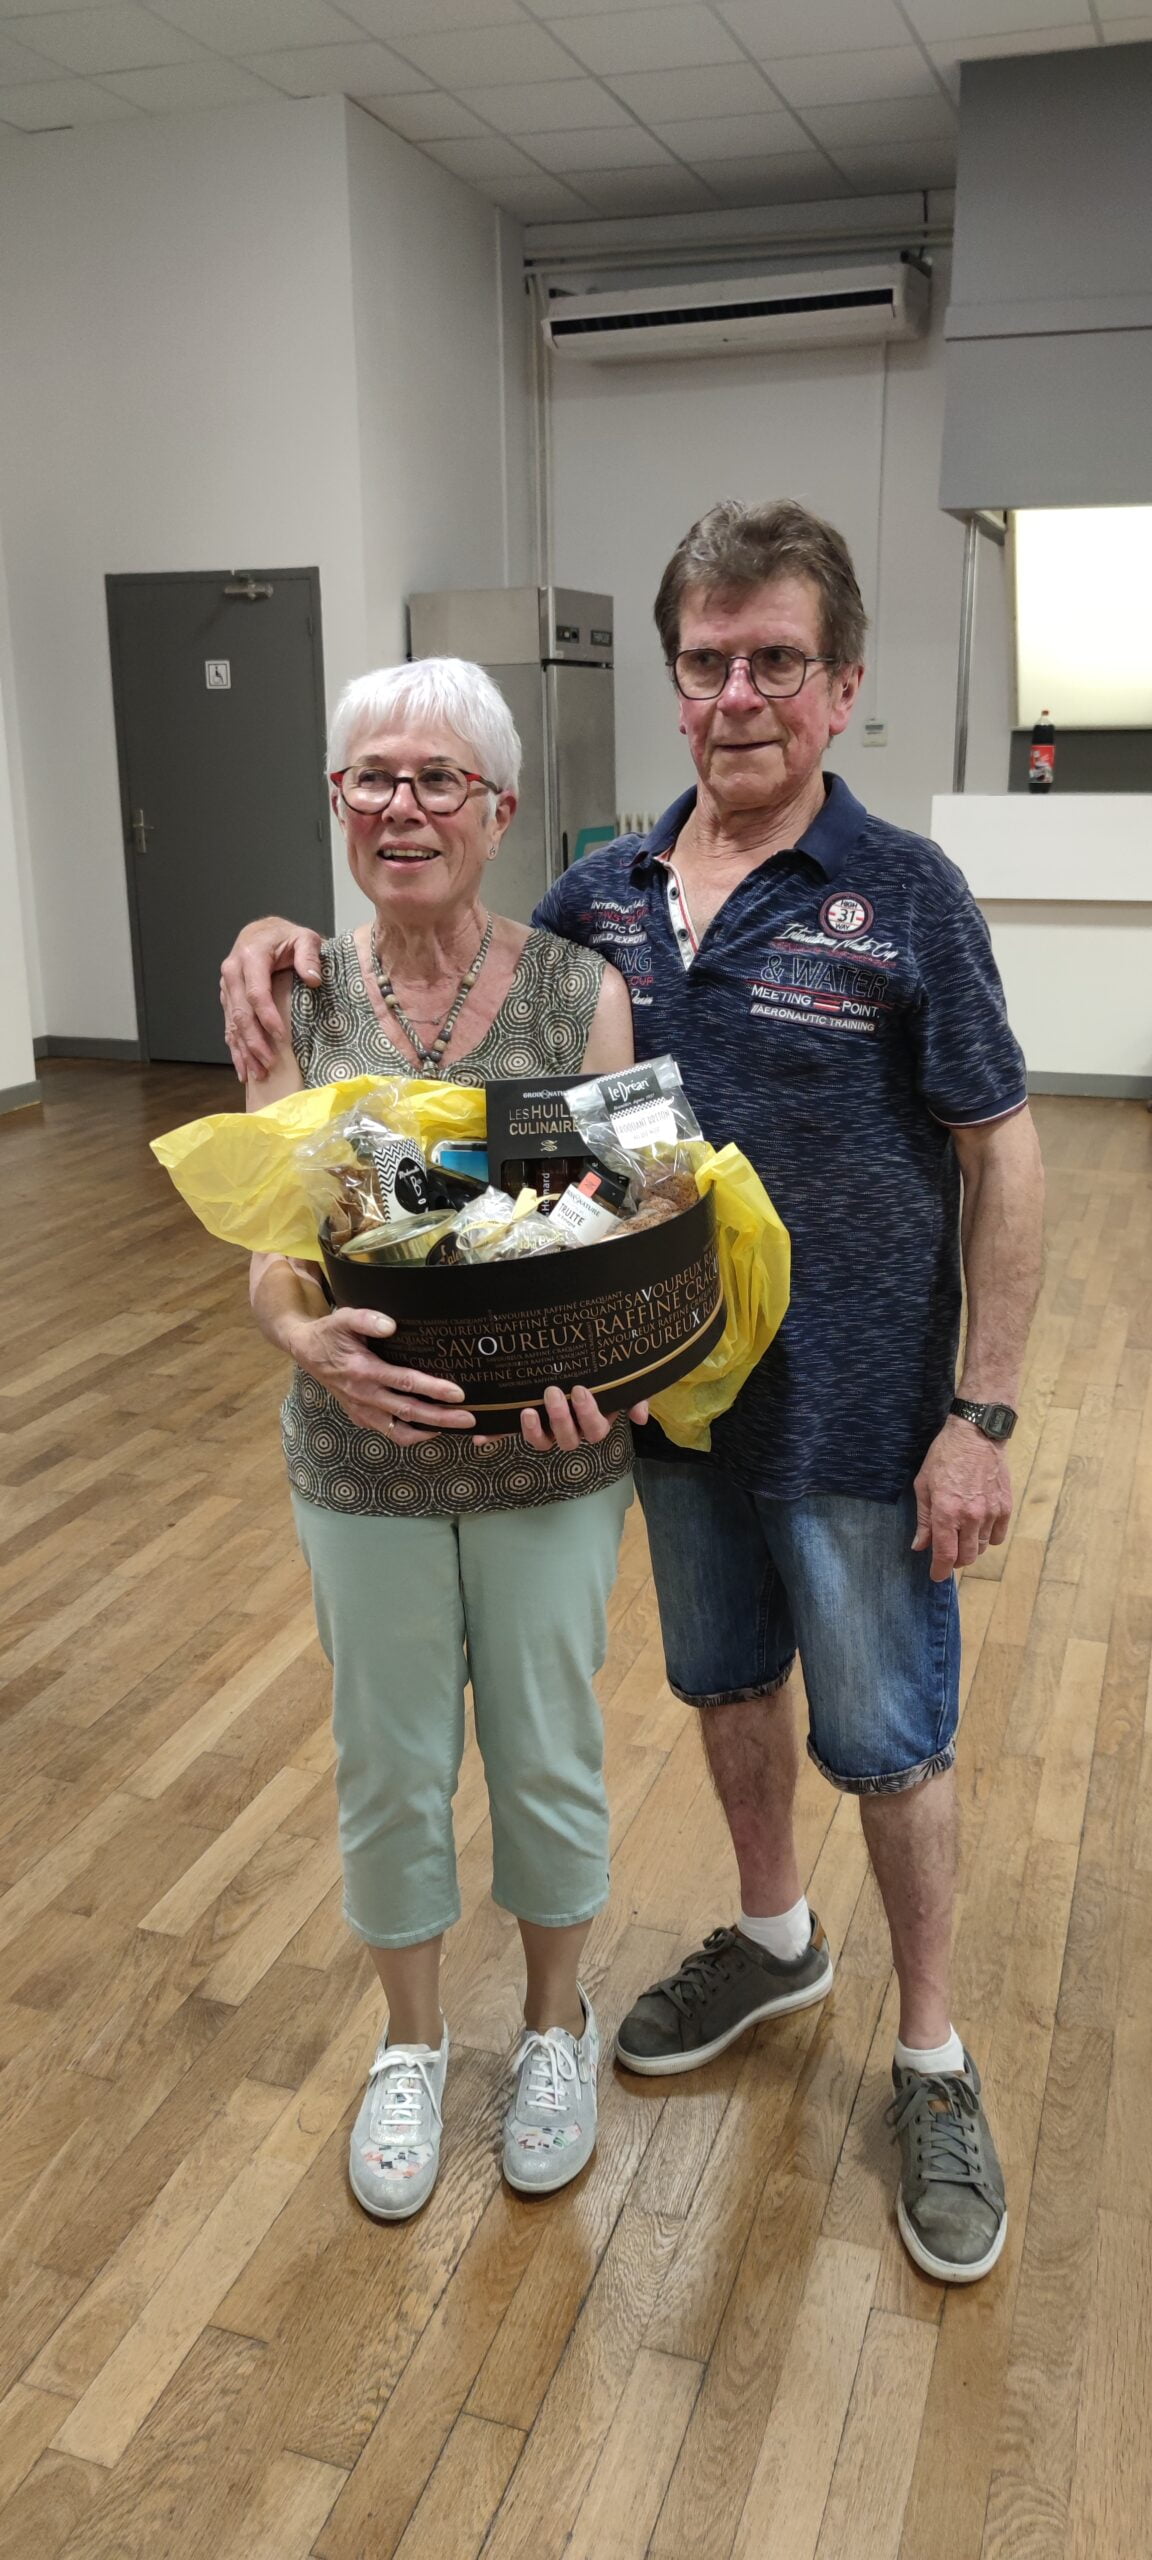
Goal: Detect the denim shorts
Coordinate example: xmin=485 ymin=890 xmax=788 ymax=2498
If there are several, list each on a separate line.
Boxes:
xmin=635 ymin=1457 xmax=960 ymax=1796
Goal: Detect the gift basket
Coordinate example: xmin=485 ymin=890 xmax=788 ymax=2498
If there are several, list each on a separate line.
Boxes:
xmin=152 ymin=1060 xmax=790 ymax=1446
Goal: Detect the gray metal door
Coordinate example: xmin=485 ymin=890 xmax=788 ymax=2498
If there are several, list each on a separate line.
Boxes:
xmin=107 ymin=568 xmax=333 ymax=1064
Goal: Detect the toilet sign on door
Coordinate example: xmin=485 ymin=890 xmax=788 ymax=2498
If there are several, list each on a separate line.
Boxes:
xmin=205 ymin=659 xmax=231 ymax=689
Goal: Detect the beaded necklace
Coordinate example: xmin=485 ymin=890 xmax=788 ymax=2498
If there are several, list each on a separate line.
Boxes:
xmin=370 ymin=918 xmax=493 ymax=1077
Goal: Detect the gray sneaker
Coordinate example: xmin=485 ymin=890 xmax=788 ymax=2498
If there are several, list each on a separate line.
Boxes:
xmin=502 ymin=1991 xmax=599 ymax=2195
xmin=886 ymin=2050 xmax=1007 ymax=2284
xmin=614 ymin=1919 xmax=834 ymax=2076
xmin=348 ymin=2025 xmax=448 ymax=2222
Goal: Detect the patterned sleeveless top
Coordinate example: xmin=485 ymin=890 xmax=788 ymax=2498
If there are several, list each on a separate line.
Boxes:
xmin=281 ymin=928 xmax=633 ymax=1518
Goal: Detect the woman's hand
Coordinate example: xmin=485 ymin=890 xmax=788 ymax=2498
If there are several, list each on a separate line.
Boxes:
xmin=287 ymin=1306 xmax=475 ymax=1444
xmin=517 ymin=1384 xmax=648 ymax=1453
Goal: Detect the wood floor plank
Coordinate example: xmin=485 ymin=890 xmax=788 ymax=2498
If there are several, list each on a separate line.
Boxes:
xmin=214 ymin=2448 xmax=348 ymax=2560
xmin=389 ymin=2416 xmax=522 ymax=2560
xmin=1065 ymin=2209 xmax=1152 ymax=2560
xmin=729 ymin=2237 xmax=879 ymax=2560
xmin=27 ymin=2078 xmax=287 ymax=2400
xmin=51 ymin=1989 xmax=380 ymax=2467
xmin=566 ymin=2348 xmax=701 ymax=2560
xmin=812 ymin=2309 xmax=937 ymax=2560
xmin=137 ymin=1766 xmax=318 ymax=1936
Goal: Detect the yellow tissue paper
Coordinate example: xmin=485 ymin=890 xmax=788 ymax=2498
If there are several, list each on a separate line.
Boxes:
xmin=150 ymin=1076 xmax=485 ymax=1262
xmin=648 ymin=1142 xmax=790 ymax=1451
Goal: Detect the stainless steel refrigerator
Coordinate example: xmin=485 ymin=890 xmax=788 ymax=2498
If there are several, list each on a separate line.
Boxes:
xmin=407 ymin=586 xmax=616 ymax=924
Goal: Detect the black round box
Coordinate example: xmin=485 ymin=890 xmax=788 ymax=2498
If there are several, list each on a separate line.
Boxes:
xmin=321 ymin=1192 xmax=725 ymax=1430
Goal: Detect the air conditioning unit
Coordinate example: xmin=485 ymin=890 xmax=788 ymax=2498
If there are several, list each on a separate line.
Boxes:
xmin=543 ymin=259 xmax=930 ymax=364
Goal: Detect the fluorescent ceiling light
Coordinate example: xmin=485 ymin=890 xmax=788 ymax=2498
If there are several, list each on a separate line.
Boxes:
xmin=1013 ymin=508 xmax=1152 ymax=731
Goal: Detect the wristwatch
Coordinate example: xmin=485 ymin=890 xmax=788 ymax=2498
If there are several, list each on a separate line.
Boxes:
xmin=949 ymin=1397 xmax=1017 ymax=1443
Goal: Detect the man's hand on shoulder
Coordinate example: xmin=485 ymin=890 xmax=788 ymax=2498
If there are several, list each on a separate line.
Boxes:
xmin=912 ymin=1413 xmax=1013 ymax=1582
xmin=221 ymin=917 xmax=324 ymax=1081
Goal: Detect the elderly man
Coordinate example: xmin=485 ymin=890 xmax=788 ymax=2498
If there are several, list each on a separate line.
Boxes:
xmin=221 ymin=499 xmax=1043 ymax=2285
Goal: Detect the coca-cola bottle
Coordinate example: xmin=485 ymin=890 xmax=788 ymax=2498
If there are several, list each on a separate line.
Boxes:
xmin=1028 ymin=709 xmax=1055 ymax=794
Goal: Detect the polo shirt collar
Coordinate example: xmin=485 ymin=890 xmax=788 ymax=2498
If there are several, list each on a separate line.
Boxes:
xmin=631 ymin=770 xmax=869 ymax=884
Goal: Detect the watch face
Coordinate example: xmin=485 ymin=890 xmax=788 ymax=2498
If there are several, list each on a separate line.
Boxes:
xmin=953 ymin=1398 xmax=1017 ymax=1440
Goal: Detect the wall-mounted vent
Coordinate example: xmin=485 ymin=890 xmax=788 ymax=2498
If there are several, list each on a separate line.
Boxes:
xmin=543 ymin=260 xmax=930 ymax=364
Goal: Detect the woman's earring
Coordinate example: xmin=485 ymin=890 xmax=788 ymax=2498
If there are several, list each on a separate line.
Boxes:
xmin=487 ymin=842 xmax=499 ymax=860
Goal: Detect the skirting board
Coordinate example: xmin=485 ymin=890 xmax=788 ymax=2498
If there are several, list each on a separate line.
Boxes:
xmin=1028 ymin=1071 xmax=1152 ymax=1098
xmin=0 ymin=1079 xmax=42 ymax=1115
xmin=34 ymin=1035 xmax=141 ymax=1061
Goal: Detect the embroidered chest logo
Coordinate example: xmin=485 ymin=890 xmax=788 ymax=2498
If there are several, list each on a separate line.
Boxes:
xmin=820 ymin=892 xmax=874 ymax=938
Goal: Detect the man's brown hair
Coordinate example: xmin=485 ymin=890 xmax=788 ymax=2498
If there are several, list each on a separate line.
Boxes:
xmin=653 ymin=497 xmax=868 ymax=668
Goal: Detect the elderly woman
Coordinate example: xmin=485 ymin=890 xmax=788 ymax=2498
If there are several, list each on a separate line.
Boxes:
xmin=247 ymin=655 xmax=639 ymax=2222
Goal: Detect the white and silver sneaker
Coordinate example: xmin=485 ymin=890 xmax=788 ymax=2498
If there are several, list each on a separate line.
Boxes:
xmin=348 ymin=2024 xmax=448 ymax=2221
xmin=502 ymin=1991 xmax=599 ymax=2196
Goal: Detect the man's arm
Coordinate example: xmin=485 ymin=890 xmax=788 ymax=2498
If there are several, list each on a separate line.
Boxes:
xmin=221 ymin=917 xmax=324 ymax=1081
xmin=913 ymin=1105 xmax=1045 ymax=1581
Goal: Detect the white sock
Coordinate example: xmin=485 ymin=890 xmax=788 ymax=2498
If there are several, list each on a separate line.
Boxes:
xmin=894 ymin=2026 xmax=966 ymax=2076
xmin=739 ymin=1897 xmax=812 ymax=1963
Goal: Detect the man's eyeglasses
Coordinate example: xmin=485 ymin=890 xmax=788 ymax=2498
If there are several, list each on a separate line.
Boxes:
xmin=329 ymin=760 xmax=498 ymax=816
xmin=671 ymin=645 xmax=835 ymax=702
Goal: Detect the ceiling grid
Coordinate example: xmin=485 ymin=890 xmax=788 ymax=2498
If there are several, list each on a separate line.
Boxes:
xmin=0 ymin=0 xmax=1143 ymax=228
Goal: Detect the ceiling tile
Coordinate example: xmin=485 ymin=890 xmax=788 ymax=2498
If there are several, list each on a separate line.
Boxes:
xmin=101 ymin=58 xmax=280 ymax=106
xmin=607 ymin=61 xmax=777 ymax=117
xmin=422 ymin=128 xmax=541 ymax=173
xmin=717 ymin=0 xmax=911 ymax=54
xmin=147 ymin=0 xmax=358 ymax=49
xmin=518 ymin=119 xmax=674 ymax=165
xmin=807 ymin=96 xmax=956 ymax=146
xmin=0 ymin=0 xmax=128 ymax=12
xmin=525 ymin=0 xmax=692 ymax=13
xmin=0 ymin=26 xmax=62 ymax=78
xmin=572 ymin=161 xmax=715 ymax=207
xmin=391 ymin=21 xmax=582 ymax=82
xmin=0 ymin=73 xmax=138 ymax=121
xmin=767 ymin=47 xmax=941 ymax=107
xmin=482 ymin=169 xmax=590 ymax=212
xmin=241 ymin=39 xmax=428 ymax=94
xmin=457 ymin=75 xmax=630 ymax=129
xmin=901 ymin=0 xmax=1091 ymax=36
xmin=653 ymin=107 xmax=813 ymax=158
xmin=546 ymin=6 xmax=742 ymax=75
xmin=341 ymin=0 xmax=526 ymax=31
xmin=1100 ymin=13 xmax=1152 ymax=29
xmin=704 ymin=151 xmax=851 ymax=202
xmin=18 ymin=8 xmax=203 ymax=74
xmin=363 ymin=87 xmax=488 ymax=136
xmin=831 ymin=138 xmax=958 ymax=187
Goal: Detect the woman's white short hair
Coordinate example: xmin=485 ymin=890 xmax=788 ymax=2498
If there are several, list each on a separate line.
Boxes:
xmin=328 ymin=657 xmax=521 ymax=794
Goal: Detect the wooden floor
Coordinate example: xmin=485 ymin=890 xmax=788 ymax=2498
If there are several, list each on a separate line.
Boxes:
xmin=1 ymin=1061 xmax=1150 ymax=2560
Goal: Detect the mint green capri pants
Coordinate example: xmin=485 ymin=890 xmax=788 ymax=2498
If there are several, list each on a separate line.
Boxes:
xmin=292 ymin=1480 xmax=631 ymax=1949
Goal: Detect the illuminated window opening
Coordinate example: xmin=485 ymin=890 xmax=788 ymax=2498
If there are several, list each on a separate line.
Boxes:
xmin=1013 ymin=507 xmax=1152 ymax=731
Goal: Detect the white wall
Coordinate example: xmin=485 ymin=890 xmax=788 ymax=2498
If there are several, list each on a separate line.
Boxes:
xmin=0 ymin=530 xmax=36 ymax=1101
xmin=547 ymin=251 xmax=1011 ymax=837
xmin=338 ymin=111 xmax=532 ymax=933
xmin=0 ymin=94 xmax=531 ymax=1045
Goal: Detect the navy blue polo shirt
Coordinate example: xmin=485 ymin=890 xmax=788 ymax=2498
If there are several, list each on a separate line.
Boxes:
xmin=533 ymin=773 xmax=1027 ymax=1503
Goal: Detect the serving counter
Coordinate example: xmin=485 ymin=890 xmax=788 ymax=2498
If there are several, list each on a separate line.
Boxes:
xmin=929 ymin=795 xmax=1152 ymax=1096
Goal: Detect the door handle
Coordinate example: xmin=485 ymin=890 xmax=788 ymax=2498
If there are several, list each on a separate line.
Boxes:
xmin=131 ymin=808 xmax=151 ymax=857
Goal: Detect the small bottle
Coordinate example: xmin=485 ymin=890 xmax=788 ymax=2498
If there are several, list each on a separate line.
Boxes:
xmin=502 ymin=1153 xmax=586 ymax=1205
xmin=1028 ymin=710 xmax=1055 ymax=794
